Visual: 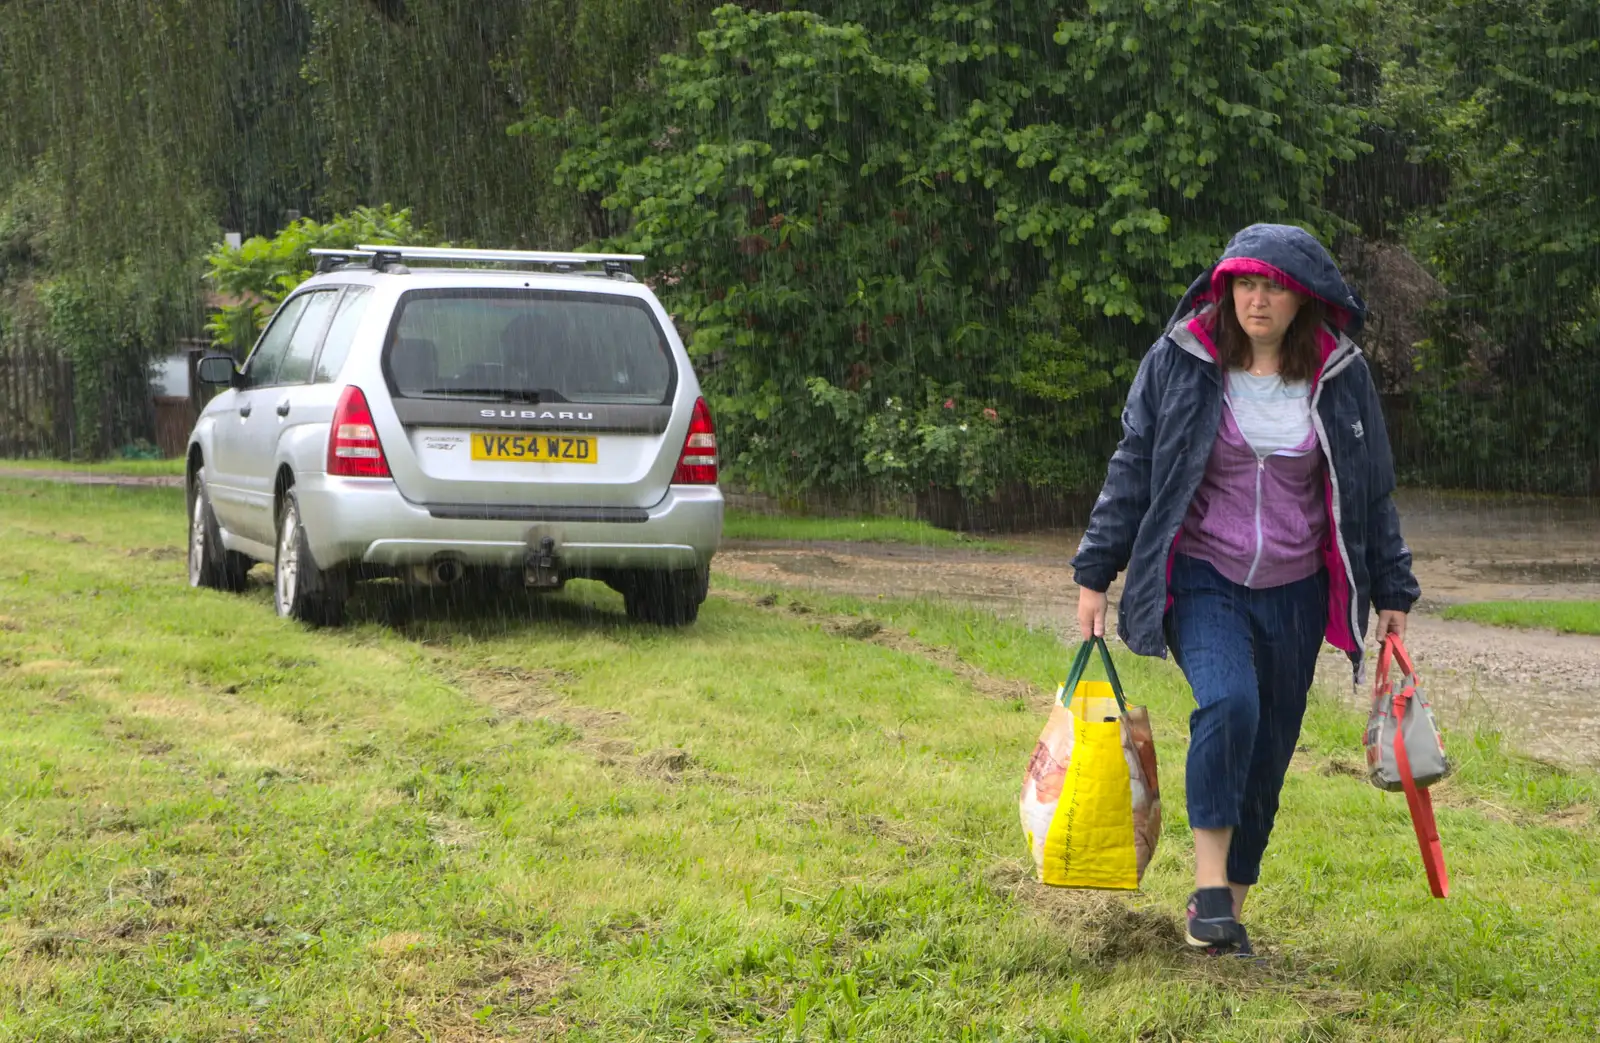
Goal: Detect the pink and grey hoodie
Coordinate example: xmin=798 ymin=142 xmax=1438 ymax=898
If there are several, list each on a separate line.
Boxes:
xmin=1178 ymin=255 xmax=1337 ymax=591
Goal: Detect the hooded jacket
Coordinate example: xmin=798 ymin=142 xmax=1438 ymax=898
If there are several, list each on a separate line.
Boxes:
xmin=1070 ymin=223 xmax=1421 ymax=680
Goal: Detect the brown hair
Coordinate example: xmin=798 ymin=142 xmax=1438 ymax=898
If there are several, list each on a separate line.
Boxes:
xmin=1213 ymin=277 xmax=1329 ymax=384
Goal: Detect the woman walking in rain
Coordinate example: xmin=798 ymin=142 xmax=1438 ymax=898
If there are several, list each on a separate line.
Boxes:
xmin=1071 ymin=224 xmax=1420 ymax=955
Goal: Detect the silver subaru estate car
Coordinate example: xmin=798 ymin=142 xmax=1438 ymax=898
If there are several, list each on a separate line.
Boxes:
xmin=185 ymin=245 xmax=723 ymax=626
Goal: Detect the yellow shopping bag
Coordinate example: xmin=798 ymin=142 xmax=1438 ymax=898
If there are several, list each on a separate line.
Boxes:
xmin=1019 ymin=637 xmax=1161 ymax=890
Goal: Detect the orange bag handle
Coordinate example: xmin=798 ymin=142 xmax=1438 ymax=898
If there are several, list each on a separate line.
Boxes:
xmin=1382 ymin=633 xmax=1450 ymax=899
xmin=1375 ymin=631 xmax=1418 ymax=688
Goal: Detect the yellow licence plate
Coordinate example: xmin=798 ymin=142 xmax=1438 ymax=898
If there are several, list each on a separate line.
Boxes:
xmin=471 ymin=432 xmax=598 ymax=464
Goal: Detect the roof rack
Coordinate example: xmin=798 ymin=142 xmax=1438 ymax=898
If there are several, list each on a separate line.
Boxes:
xmin=308 ymin=244 xmax=646 ymax=278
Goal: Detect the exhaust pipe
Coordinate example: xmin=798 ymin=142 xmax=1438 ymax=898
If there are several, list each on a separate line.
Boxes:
xmin=430 ymin=558 xmax=465 ymax=586
xmin=411 ymin=557 xmax=466 ymax=586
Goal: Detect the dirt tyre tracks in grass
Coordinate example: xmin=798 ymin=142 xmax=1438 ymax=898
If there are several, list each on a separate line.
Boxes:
xmin=718 ymin=489 xmax=1600 ymax=769
xmin=13 ymin=467 xmax=1600 ymax=766
xmin=721 ymin=588 xmax=1045 ymax=708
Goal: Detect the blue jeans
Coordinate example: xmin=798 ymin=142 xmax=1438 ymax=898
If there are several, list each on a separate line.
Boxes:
xmin=1164 ymin=554 xmax=1328 ymax=886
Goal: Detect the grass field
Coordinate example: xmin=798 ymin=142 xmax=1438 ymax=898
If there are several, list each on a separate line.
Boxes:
xmin=0 ymin=458 xmax=186 ymax=477
xmin=1442 ymin=601 xmax=1600 ymax=637
xmin=1 ymin=477 xmax=1598 ymax=1041
xmin=0 ymin=458 xmax=998 ymax=549
xmin=723 ymin=510 xmax=1004 ymax=549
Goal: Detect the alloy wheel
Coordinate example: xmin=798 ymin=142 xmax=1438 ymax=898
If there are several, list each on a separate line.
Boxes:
xmin=189 ymin=495 xmax=207 ymax=587
xmin=276 ymin=503 xmax=300 ymax=616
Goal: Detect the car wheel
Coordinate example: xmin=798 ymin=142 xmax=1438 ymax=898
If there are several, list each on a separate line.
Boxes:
xmin=274 ymin=488 xmax=347 ymax=626
xmin=623 ymin=568 xmax=707 ymax=626
xmin=189 ymin=474 xmax=251 ymax=592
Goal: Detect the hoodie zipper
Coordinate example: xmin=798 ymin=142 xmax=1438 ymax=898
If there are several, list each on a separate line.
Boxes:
xmin=1241 ymin=444 xmax=1316 ymax=588
xmin=1245 ymin=455 xmax=1266 ymax=587
xmin=1217 ymin=378 xmax=1270 ymax=587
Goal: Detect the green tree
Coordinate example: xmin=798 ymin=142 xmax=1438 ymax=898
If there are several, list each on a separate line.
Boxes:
xmin=534 ymin=2 xmax=1367 ymax=499
xmin=203 ymin=204 xmax=434 ymax=352
xmin=0 ymin=1 xmax=250 ymax=456
xmin=302 ymin=0 xmax=716 ymax=246
xmin=0 ymin=0 xmax=721 ymax=458
xmin=1402 ymin=0 xmax=1600 ymax=492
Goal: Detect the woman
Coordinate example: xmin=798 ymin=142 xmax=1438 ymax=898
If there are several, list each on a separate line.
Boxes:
xmin=1071 ymin=223 xmax=1420 ymax=955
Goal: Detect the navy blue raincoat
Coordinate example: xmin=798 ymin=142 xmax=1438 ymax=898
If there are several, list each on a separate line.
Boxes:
xmin=1070 ymin=223 xmax=1421 ymax=680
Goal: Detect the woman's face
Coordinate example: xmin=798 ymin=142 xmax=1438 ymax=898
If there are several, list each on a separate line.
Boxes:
xmin=1231 ymin=274 xmax=1304 ymax=348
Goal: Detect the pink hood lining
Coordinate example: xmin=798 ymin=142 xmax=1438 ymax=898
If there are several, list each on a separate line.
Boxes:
xmin=1196 ymin=256 xmax=1354 ymax=332
xmin=1184 ymin=252 xmax=1344 ymax=382
xmin=1210 ymin=257 xmax=1317 ymax=307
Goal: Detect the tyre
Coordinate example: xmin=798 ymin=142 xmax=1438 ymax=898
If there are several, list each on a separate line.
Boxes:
xmin=623 ymin=568 xmax=708 ymax=626
xmin=188 ymin=474 xmax=251 ymax=592
xmin=274 ymin=488 xmax=347 ymax=626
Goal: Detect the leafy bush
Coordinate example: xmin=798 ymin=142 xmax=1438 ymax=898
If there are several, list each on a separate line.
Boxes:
xmin=809 ymin=379 xmax=1005 ymax=501
xmin=1390 ymin=0 xmax=1600 ymax=493
xmin=0 ymin=171 xmax=204 ymax=459
xmin=204 ymin=205 xmax=438 ymax=353
xmin=529 ymin=2 xmax=1365 ymax=499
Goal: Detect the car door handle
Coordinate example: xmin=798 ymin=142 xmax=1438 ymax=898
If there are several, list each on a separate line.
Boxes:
xmin=276 ymin=401 xmax=291 ymax=417
xmin=238 ymin=403 xmax=252 ymax=418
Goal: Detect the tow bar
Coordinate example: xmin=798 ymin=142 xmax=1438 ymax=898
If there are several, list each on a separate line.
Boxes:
xmin=524 ymin=535 xmax=562 ymax=589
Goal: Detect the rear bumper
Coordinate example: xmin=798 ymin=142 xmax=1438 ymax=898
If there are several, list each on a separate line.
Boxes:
xmin=293 ymin=474 xmax=722 ymax=574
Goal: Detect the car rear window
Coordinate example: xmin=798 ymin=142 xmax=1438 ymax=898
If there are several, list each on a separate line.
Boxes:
xmin=384 ymin=289 xmax=674 ymax=406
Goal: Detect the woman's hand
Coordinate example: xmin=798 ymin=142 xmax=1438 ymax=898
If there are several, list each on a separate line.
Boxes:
xmin=1077 ymin=587 xmax=1108 ymax=641
xmin=1377 ymin=610 xmax=1407 ymax=643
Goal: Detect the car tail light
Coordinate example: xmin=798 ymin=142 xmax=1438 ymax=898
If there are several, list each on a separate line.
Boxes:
xmin=672 ymin=397 xmax=718 ymax=485
xmin=327 ymin=385 xmax=391 ymax=478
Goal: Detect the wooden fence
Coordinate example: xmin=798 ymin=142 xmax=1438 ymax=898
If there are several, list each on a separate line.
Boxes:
xmin=0 ymin=330 xmax=78 ymax=459
xmin=0 ymin=340 xmax=213 ymax=460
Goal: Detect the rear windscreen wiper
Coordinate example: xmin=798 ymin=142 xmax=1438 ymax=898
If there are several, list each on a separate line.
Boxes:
xmin=417 ymin=387 xmax=547 ymax=403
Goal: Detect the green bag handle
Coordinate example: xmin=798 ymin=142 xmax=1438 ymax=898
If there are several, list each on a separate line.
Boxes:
xmin=1059 ymin=635 xmax=1129 ymax=716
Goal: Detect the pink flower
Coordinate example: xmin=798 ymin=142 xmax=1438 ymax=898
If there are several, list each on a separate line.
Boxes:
xmin=943 ymin=398 xmax=955 ymax=410
xmin=983 ymin=407 xmax=998 ymax=420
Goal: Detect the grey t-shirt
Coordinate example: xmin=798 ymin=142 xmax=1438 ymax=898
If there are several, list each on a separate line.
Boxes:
xmin=1225 ymin=369 xmax=1314 ymax=455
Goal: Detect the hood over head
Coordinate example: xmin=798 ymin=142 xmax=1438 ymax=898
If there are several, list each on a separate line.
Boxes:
xmin=1167 ymin=223 xmax=1368 ymax=337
